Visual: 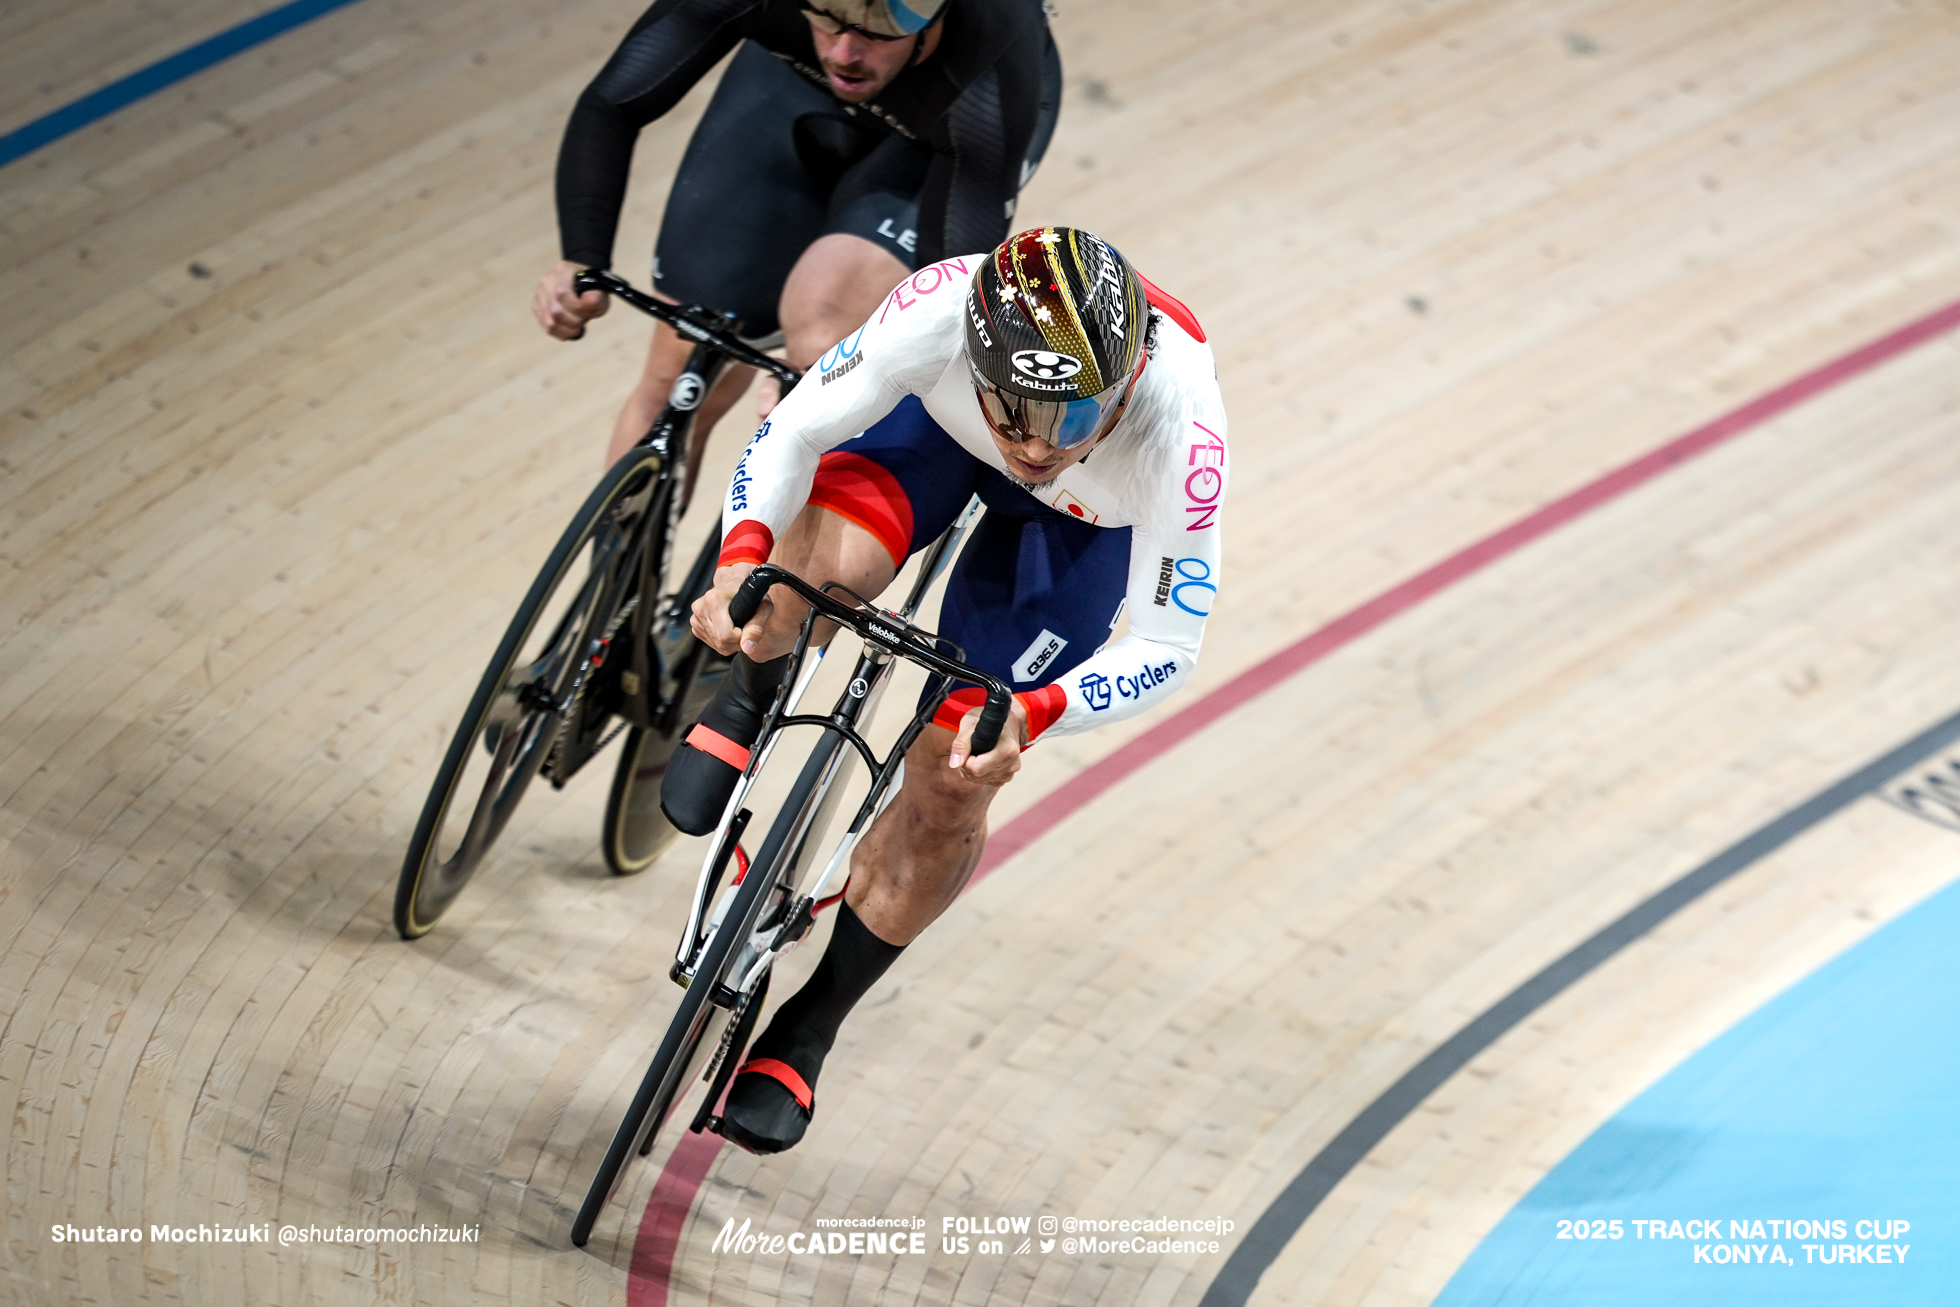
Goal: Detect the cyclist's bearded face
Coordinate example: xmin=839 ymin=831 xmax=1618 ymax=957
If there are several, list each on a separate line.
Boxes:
xmin=806 ymin=22 xmax=917 ymax=101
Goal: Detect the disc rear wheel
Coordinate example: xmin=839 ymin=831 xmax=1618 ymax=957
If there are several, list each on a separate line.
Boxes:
xmin=394 ymin=449 xmax=667 ymax=938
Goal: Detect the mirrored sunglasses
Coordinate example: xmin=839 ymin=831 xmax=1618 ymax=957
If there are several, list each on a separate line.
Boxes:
xmin=971 ymin=366 xmax=1127 ymax=450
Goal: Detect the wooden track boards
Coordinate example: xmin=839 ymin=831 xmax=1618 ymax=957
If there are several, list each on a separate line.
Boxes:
xmin=6 ymin=0 xmax=1960 ymax=1304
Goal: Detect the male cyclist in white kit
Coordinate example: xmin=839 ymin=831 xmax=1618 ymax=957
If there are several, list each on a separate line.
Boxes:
xmin=668 ymin=226 xmax=1228 ymax=1154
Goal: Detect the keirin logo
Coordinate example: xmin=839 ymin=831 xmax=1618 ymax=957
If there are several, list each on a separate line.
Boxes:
xmin=1011 ymin=350 xmax=1082 ymax=381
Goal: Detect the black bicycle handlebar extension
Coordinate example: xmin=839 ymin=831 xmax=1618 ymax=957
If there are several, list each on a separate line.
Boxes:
xmin=572 ymin=269 xmax=801 ymax=388
xmin=728 ymin=566 xmax=1012 ymax=755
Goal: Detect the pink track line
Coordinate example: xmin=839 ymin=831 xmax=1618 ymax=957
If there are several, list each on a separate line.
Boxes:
xmin=625 ymin=293 xmax=1960 ymax=1304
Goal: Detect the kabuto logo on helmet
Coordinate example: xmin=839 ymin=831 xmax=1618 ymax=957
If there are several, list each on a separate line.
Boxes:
xmin=1011 ymin=350 xmax=1083 ymax=381
xmin=966 ymin=225 xmax=1146 ymax=405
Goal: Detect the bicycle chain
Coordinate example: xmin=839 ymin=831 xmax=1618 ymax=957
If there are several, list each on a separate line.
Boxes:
xmin=699 ymin=982 xmax=759 ymax=1090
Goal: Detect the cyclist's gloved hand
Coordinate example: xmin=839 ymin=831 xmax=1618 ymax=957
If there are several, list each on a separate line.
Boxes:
xmin=533 ymin=259 xmax=610 ymax=341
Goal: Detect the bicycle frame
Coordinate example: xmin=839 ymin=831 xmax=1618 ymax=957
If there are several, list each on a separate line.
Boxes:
xmin=670 ymin=506 xmax=1009 ymax=1009
xmin=554 ymin=271 xmax=804 ymax=770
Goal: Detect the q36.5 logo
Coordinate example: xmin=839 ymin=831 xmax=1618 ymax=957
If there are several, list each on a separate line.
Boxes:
xmin=1011 ymin=350 xmax=1083 ymax=381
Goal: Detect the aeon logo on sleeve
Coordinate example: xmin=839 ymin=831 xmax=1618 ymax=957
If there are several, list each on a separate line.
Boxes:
xmin=1011 ymin=350 xmax=1083 ymax=382
xmin=1184 ymin=419 xmax=1225 ymax=531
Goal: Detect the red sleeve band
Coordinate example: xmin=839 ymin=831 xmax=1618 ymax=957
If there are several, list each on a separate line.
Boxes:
xmin=932 ymin=687 xmax=986 ymax=734
xmin=1019 ymin=683 xmax=1068 ymax=739
xmin=718 ymin=519 xmax=775 ymax=568
xmin=930 ymin=683 xmax=1070 ymax=744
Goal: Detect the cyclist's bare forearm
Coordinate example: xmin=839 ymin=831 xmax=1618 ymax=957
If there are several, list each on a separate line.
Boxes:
xmin=691 ymin=504 xmax=897 ymax=659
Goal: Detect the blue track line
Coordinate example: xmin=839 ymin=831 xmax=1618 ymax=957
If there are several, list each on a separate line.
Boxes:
xmin=1432 ymin=869 xmax=1960 ymax=1304
xmin=0 ymin=0 xmax=370 ymax=170
xmin=1198 ymin=704 xmax=1960 ymax=1307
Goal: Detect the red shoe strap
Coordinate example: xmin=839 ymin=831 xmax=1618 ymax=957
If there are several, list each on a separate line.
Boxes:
xmin=686 ymin=723 xmax=752 ymax=770
xmin=737 ymin=1057 xmax=813 ymax=1110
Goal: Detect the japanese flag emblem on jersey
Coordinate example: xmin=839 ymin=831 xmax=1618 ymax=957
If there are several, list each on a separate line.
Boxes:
xmin=1051 ymin=489 xmax=1100 ymax=524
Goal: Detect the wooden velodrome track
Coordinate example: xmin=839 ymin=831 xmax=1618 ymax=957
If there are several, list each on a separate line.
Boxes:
xmin=7 ymin=0 xmax=1960 ymax=1303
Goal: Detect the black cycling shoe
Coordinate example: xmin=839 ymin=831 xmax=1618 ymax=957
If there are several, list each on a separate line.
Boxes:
xmin=659 ymin=653 xmax=790 ymax=835
xmin=719 ymin=1057 xmax=815 ymax=1155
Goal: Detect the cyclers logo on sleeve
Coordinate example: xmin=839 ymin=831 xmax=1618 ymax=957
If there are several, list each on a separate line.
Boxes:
xmin=729 ymin=422 xmax=767 ymax=513
xmin=1078 ymin=671 xmax=1113 ymax=711
xmin=1115 ymin=659 xmax=1179 ymax=702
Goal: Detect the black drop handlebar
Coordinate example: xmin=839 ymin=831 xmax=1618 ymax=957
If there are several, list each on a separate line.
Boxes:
xmin=571 ymin=269 xmax=802 ymax=390
xmin=729 ymin=565 xmax=1015 ymax=757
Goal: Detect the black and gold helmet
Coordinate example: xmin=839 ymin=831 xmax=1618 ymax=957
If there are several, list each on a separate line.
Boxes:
xmin=965 ymin=227 xmax=1149 ymax=448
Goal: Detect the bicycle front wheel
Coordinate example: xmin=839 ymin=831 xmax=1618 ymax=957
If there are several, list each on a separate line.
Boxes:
xmin=570 ymin=863 xmax=768 ymax=1246
xmin=394 ymin=448 xmax=667 ymax=939
xmin=571 ymin=724 xmax=858 ymax=1243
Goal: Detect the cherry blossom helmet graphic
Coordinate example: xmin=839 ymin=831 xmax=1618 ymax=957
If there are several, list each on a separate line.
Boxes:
xmin=802 ymin=0 xmax=947 ymax=39
xmin=965 ymin=227 xmax=1150 ymax=450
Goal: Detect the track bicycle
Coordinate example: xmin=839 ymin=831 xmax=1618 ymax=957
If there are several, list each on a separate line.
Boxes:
xmin=568 ymin=554 xmax=1012 ymax=1247
xmin=393 ymin=271 xmax=798 ymax=939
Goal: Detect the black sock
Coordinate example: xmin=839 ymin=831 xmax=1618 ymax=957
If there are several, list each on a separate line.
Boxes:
xmin=747 ymin=902 xmax=905 ymax=1087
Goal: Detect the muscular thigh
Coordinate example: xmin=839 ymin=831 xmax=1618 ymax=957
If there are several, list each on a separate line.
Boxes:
xmin=654 ymin=44 xmax=933 ymax=335
xmin=804 ymin=395 xmax=984 ymax=571
xmin=821 ymin=130 xmax=934 ymax=267
xmin=653 ymin=43 xmax=837 ymax=333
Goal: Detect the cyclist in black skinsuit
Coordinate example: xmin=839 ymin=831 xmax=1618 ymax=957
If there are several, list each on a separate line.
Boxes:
xmin=533 ymin=0 xmax=1062 ymax=476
